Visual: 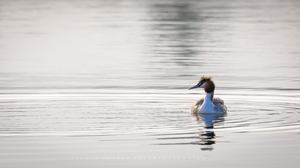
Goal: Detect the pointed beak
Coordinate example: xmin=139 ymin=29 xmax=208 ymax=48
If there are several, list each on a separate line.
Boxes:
xmin=189 ymin=82 xmax=202 ymax=90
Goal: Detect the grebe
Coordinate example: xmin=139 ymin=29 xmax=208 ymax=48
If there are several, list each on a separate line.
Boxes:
xmin=189 ymin=76 xmax=227 ymax=114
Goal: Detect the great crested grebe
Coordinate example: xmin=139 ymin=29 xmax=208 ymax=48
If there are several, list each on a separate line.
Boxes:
xmin=189 ymin=76 xmax=227 ymax=114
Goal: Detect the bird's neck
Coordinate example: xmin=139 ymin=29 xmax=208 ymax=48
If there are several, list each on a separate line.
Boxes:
xmin=204 ymin=92 xmax=214 ymax=102
xmin=199 ymin=91 xmax=215 ymax=113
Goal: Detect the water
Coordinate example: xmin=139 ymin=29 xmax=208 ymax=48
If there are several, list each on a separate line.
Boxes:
xmin=0 ymin=0 xmax=300 ymax=167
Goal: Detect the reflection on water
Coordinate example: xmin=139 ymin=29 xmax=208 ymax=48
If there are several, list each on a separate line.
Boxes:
xmin=199 ymin=131 xmax=215 ymax=151
xmin=193 ymin=113 xmax=225 ymax=150
xmin=0 ymin=0 xmax=300 ymax=167
xmin=193 ymin=113 xmax=226 ymax=129
xmin=145 ymin=1 xmax=201 ymax=68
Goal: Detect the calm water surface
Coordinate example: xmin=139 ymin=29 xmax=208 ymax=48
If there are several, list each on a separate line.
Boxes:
xmin=0 ymin=0 xmax=300 ymax=167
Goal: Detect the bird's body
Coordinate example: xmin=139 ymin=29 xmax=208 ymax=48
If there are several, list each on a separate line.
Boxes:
xmin=191 ymin=92 xmax=227 ymax=114
xmin=190 ymin=77 xmax=227 ymax=114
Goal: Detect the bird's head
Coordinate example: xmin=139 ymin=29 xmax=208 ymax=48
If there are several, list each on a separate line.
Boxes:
xmin=189 ymin=76 xmax=215 ymax=93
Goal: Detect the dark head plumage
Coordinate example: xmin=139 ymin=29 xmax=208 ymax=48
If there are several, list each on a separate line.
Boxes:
xmin=189 ymin=76 xmax=215 ymax=93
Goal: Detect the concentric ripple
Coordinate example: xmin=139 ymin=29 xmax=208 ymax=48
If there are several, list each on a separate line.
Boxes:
xmin=0 ymin=86 xmax=299 ymax=141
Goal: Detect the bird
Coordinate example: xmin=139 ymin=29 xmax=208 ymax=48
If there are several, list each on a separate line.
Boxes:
xmin=189 ymin=76 xmax=227 ymax=114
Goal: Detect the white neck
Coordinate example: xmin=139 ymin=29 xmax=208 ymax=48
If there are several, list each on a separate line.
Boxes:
xmin=200 ymin=92 xmax=215 ymax=113
xmin=204 ymin=92 xmax=214 ymax=102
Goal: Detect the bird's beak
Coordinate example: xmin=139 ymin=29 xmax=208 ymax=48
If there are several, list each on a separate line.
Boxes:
xmin=189 ymin=82 xmax=203 ymax=90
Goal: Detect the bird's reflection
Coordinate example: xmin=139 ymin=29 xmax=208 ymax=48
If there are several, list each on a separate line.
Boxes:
xmin=154 ymin=113 xmax=226 ymax=148
xmin=193 ymin=113 xmax=226 ymax=151
xmin=193 ymin=113 xmax=225 ymax=129
xmin=198 ymin=131 xmax=215 ymax=151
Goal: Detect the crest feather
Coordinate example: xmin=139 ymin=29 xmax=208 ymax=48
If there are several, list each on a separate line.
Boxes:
xmin=200 ymin=76 xmax=212 ymax=81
